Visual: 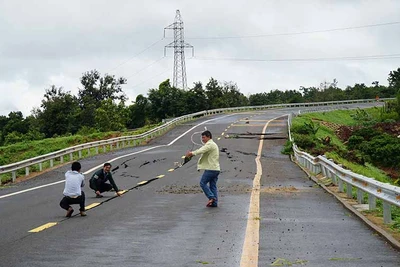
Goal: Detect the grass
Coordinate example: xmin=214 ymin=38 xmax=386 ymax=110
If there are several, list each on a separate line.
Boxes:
xmin=292 ymin=107 xmax=393 ymax=184
xmin=302 ymin=109 xmax=359 ymax=125
xmin=0 ymin=124 xmax=161 ymax=184
xmin=292 ymin=105 xmax=400 ymax=229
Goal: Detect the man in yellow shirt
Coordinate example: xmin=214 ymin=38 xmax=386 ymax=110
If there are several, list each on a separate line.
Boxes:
xmin=186 ymin=130 xmax=220 ymax=207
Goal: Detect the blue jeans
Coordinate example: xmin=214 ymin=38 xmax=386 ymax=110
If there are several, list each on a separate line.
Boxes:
xmin=200 ymin=170 xmax=220 ymax=205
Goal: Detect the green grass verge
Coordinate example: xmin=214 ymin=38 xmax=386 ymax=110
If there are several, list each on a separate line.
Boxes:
xmin=0 ymin=124 xmax=161 ymax=184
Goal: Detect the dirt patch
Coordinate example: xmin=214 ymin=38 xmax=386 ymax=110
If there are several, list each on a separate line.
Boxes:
xmin=157 ymin=184 xmax=252 ymax=194
xmin=259 ymin=186 xmax=315 ymax=194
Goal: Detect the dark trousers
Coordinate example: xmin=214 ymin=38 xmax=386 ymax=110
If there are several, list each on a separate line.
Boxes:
xmin=60 ymin=191 xmax=85 ymax=211
xmin=90 ymin=181 xmax=113 ymax=193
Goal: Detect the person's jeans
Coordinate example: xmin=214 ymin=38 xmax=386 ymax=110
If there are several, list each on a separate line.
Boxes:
xmin=200 ymin=170 xmax=220 ymax=205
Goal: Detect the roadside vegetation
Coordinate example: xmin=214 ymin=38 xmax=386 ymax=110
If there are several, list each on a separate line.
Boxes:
xmin=287 ymin=98 xmax=400 ymax=231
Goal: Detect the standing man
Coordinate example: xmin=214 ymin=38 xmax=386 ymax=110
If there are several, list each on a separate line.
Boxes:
xmin=60 ymin=161 xmax=86 ymax=217
xmin=186 ymin=130 xmax=220 ymax=207
xmin=89 ymin=163 xmax=122 ymax=198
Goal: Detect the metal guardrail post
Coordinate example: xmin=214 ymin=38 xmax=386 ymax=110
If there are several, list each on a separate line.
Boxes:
xmin=12 ymin=171 xmax=16 ymax=182
xmin=346 ymin=182 xmax=353 ymax=198
xmin=78 ymin=151 xmax=82 ymax=158
xmin=70 ymin=153 xmax=73 ymax=161
xmin=50 ymin=159 xmax=54 ymax=167
xmin=369 ymin=195 xmax=376 ymax=210
xmin=95 ymin=147 xmax=99 ymax=154
xmin=357 ymin=188 xmax=364 ymax=204
xmin=39 ymin=162 xmax=43 ymax=172
xmin=383 ymin=201 xmax=392 ymax=224
xmin=338 ymin=179 xmax=344 ymax=192
xmin=25 ymin=167 xmax=29 ymax=176
xmin=60 ymin=156 xmax=63 ymax=164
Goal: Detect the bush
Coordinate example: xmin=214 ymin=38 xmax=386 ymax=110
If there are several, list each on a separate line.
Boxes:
xmin=358 ymin=133 xmax=400 ymax=168
xmin=347 ymin=135 xmax=365 ymax=150
xmin=352 ymin=126 xmax=380 ymax=141
xmin=282 ymin=140 xmax=294 ymax=155
xmin=292 ymin=134 xmax=316 ymax=149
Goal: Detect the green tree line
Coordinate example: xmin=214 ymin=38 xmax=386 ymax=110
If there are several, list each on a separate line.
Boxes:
xmin=1 ymin=68 xmax=400 ymax=146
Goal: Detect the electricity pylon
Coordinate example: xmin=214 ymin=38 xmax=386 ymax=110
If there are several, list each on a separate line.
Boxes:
xmin=164 ymin=10 xmax=194 ymax=90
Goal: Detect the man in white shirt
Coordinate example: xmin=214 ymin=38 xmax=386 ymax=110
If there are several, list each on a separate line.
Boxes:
xmin=60 ymin=161 xmax=86 ymax=217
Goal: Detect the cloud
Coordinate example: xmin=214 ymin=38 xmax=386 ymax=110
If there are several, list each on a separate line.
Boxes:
xmin=0 ymin=0 xmax=399 ymax=116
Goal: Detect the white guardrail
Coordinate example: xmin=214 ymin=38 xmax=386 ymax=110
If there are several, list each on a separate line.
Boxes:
xmin=288 ymin=101 xmax=400 ymax=224
xmin=0 ymin=98 xmax=392 ymax=185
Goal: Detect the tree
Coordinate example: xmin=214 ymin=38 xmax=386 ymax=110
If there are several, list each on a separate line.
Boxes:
xmin=388 ymin=68 xmax=400 ymax=93
xmin=148 ymin=79 xmax=186 ymax=121
xmin=185 ymin=82 xmax=208 ymax=113
xmin=127 ymin=95 xmax=150 ymax=128
xmin=95 ymin=99 xmax=127 ymax=132
xmin=33 ymin=85 xmax=80 ymax=137
xmin=205 ymin=78 xmax=225 ymax=109
xmin=78 ymin=70 xmax=127 ymax=127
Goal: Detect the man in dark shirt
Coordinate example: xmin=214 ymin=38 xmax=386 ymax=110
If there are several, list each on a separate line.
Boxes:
xmin=89 ymin=162 xmax=121 ymax=198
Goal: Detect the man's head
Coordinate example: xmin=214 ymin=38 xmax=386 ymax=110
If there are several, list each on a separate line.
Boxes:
xmin=71 ymin=161 xmax=81 ymax=172
xmin=103 ymin=162 xmax=112 ymax=173
xmin=201 ymin=130 xmax=212 ymax=144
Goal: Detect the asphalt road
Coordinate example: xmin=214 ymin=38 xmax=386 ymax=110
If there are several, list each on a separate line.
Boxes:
xmin=1 ymin=104 xmax=399 ymax=267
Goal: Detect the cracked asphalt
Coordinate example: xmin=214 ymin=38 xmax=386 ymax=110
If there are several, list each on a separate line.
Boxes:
xmin=1 ymin=103 xmax=399 ymax=267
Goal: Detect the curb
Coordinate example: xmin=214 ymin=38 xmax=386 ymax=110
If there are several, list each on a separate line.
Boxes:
xmin=293 ymin=156 xmax=400 ymax=251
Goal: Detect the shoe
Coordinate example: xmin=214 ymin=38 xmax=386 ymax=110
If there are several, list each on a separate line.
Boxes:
xmin=80 ymin=211 xmax=87 ymax=216
xmin=66 ymin=207 xmax=74 ymax=217
xmin=206 ymin=198 xmax=216 ymax=207
xmin=96 ymin=194 xmax=103 ymax=198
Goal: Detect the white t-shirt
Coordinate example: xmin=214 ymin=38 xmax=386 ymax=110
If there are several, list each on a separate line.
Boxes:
xmin=63 ymin=170 xmax=85 ymax=197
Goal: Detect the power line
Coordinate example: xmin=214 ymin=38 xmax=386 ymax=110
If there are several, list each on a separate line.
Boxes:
xmin=106 ymin=38 xmax=164 ymax=73
xmin=129 ymin=68 xmax=170 ymax=90
xmin=185 ymin=21 xmax=400 ymax=40
xmin=191 ymin=53 xmax=400 ymax=62
xmin=125 ymin=56 xmax=166 ymax=80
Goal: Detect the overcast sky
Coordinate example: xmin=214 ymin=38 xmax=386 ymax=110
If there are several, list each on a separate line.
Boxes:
xmin=0 ymin=0 xmax=399 ymax=116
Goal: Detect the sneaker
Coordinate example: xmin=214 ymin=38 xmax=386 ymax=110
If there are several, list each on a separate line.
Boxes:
xmin=80 ymin=211 xmax=87 ymax=216
xmin=96 ymin=194 xmax=103 ymax=198
xmin=66 ymin=207 xmax=74 ymax=217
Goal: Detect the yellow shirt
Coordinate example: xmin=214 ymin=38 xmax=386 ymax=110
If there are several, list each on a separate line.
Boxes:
xmin=192 ymin=139 xmax=220 ymax=171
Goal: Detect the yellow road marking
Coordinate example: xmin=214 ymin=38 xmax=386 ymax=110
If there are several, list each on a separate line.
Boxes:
xmin=224 ymin=129 xmax=228 ymax=131
xmin=221 ymin=132 xmax=225 ymax=136
xmin=118 ymin=190 xmax=127 ymax=194
xmin=181 ymin=155 xmax=186 ymax=159
xmin=85 ymin=203 xmax=101 ymax=210
xmin=29 ymin=222 xmax=58 ymax=233
xmin=240 ymin=118 xmax=271 ymax=267
xmin=168 ymin=169 xmax=175 ymax=172
xmin=227 ymin=126 xmax=231 ymax=128
xmin=157 ymin=174 xmax=165 ymax=178
xmin=137 ymin=181 xmax=147 ymax=185
xmin=217 ymin=137 xmax=221 ymax=140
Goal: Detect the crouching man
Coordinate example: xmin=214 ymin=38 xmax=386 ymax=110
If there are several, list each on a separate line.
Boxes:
xmin=89 ymin=163 xmax=121 ymax=198
xmin=60 ymin=161 xmax=86 ymax=217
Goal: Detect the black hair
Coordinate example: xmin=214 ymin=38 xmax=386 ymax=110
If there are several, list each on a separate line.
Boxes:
xmin=201 ymin=130 xmax=212 ymax=139
xmin=104 ymin=162 xmax=112 ymax=167
xmin=71 ymin=161 xmax=81 ymax=172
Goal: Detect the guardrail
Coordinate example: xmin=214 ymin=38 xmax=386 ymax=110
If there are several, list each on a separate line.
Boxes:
xmin=0 ymin=98 xmax=392 ymax=185
xmin=288 ymin=105 xmax=400 ymax=224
